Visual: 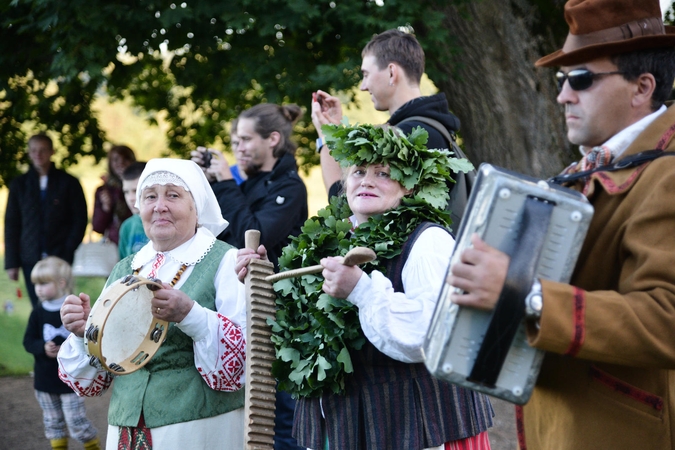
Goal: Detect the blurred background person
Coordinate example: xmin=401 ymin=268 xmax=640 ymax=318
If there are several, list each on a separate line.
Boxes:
xmin=23 ymin=256 xmax=100 ymax=450
xmin=229 ymin=119 xmax=247 ymax=185
xmin=205 ymin=104 xmax=307 ymax=268
xmin=194 ymin=103 xmax=307 ymax=450
xmin=117 ymin=161 xmax=149 ymax=259
xmin=4 ymin=133 xmax=88 ymax=308
xmin=92 ymin=145 xmax=136 ymax=244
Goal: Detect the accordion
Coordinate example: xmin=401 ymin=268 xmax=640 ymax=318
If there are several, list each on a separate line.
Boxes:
xmin=423 ymin=164 xmax=594 ymax=404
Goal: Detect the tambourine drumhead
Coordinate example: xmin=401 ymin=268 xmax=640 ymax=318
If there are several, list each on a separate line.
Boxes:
xmin=84 ymin=276 xmax=167 ymax=375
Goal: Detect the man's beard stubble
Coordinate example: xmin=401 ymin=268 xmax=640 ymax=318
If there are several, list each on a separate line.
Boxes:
xmin=243 ymin=162 xmax=263 ymax=178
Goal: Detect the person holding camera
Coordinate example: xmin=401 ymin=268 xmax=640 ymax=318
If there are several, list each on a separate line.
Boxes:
xmin=191 ymin=103 xmax=308 ymax=269
xmin=192 ymin=103 xmax=308 ymax=450
xmin=196 ymin=120 xmax=246 ymax=185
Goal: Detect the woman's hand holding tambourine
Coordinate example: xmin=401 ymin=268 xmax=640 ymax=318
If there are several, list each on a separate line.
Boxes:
xmin=151 ymin=283 xmax=194 ymax=323
xmin=60 ymin=293 xmax=92 ymax=338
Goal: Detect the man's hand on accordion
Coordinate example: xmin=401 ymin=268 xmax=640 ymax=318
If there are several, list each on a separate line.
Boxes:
xmin=447 ymin=233 xmax=510 ymax=310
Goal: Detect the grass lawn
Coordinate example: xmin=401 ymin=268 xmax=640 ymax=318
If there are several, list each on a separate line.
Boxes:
xmin=0 ymin=258 xmax=106 ymax=376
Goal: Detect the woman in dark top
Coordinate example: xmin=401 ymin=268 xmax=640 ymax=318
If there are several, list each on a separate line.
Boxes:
xmin=92 ymin=145 xmax=136 ymax=244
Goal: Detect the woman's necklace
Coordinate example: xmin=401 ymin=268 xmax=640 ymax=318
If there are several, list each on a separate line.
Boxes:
xmin=132 ymin=263 xmax=188 ymax=287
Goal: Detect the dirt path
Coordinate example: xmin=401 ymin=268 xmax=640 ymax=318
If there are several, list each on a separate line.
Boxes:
xmin=0 ymin=375 xmax=517 ymax=449
xmin=0 ymin=376 xmax=110 ymax=450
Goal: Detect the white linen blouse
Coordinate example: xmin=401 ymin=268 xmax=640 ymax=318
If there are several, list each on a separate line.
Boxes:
xmin=57 ymin=227 xmax=247 ymax=394
xmin=346 ymin=226 xmax=455 ymax=364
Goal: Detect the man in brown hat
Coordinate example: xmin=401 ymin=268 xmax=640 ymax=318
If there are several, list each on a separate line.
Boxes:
xmin=448 ymin=0 xmax=675 ymax=448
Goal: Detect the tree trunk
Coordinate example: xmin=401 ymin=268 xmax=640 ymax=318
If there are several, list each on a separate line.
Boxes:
xmin=422 ymin=0 xmax=576 ymax=178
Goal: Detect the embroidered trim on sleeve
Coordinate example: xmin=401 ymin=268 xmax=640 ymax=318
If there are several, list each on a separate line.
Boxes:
xmin=58 ymin=368 xmax=113 ymax=397
xmin=197 ymin=314 xmax=246 ymax=391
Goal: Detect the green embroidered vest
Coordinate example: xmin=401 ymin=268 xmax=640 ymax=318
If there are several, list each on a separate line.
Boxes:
xmin=107 ymin=240 xmax=244 ymax=428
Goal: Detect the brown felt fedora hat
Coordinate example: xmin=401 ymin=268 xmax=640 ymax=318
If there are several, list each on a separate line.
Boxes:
xmin=536 ymin=0 xmax=675 ymax=67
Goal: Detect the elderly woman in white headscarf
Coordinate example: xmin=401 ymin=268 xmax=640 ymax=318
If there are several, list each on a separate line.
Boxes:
xmin=58 ymin=159 xmax=246 ymax=449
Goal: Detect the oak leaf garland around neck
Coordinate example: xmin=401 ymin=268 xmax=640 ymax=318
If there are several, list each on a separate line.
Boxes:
xmin=269 ymin=194 xmax=453 ymax=399
xmin=322 ymin=122 xmax=474 ymax=210
xmin=268 ymin=123 xmax=474 ymax=398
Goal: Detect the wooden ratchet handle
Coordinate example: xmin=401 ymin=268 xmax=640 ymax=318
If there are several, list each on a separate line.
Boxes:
xmin=245 ymin=230 xmax=261 ymax=250
xmin=264 ymin=246 xmax=376 ymax=283
xmin=265 ymin=265 xmax=323 ymax=283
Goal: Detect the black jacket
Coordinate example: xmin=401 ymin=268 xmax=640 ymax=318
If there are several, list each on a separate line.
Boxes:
xmin=23 ymin=300 xmax=74 ymax=394
xmin=4 ymin=163 xmax=88 ymax=269
xmin=388 ymin=92 xmax=461 ymax=150
xmin=212 ymin=153 xmax=308 ymax=268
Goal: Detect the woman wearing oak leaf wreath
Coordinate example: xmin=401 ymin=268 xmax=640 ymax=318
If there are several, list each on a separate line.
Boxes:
xmin=237 ymin=124 xmax=493 ymax=450
xmin=58 ymin=159 xmax=247 ymax=449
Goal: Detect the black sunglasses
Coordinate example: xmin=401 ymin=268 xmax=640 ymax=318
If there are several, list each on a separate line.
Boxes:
xmin=556 ymin=69 xmax=625 ymax=91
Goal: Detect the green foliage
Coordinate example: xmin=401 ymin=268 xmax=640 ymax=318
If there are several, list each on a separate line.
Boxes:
xmin=0 ymin=0 xmax=453 ymax=186
xmin=665 ymin=3 xmax=675 ymax=26
xmin=324 ymin=122 xmax=473 ymax=209
xmin=270 ymin=194 xmax=451 ymax=398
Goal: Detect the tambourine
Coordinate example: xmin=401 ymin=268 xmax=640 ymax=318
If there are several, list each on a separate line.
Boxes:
xmin=84 ymin=275 xmax=167 ymax=375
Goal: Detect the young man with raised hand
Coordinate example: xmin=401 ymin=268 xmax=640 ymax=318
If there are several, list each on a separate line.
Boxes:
xmin=312 ymin=29 xmax=470 ymax=229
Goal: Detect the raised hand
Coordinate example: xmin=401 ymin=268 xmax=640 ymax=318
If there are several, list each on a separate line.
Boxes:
xmin=311 ymin=90 xmax=343 ymax=135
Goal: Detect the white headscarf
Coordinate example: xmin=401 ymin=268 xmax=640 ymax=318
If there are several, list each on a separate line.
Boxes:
xmin=136 ymin=158 xmax=229 ymax=237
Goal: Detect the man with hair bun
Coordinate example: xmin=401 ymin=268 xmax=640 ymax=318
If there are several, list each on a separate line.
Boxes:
xmin=194 ymin=103 xmax=308 ymax=450
xmin=195 ymin=103 xmax=308 ymax=269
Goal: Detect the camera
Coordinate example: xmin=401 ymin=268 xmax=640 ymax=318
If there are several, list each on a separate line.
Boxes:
xmin=201 ymin=149 xmax=213 ymax=168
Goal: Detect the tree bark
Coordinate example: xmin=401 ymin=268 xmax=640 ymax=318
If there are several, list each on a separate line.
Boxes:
xmin=422 ymin=0 xmax=576 ymax=178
